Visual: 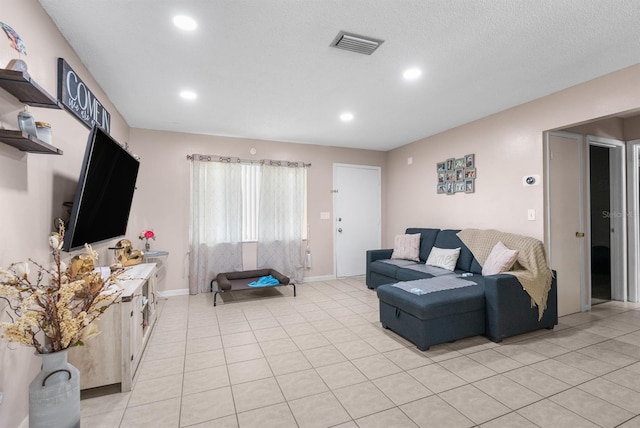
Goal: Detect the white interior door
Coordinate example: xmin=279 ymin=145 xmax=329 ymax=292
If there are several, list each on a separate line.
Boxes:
xmin=334 ymin=164 xmax=381 ymax=277
xmin=546 ymin=131 xmax=586 ymax=315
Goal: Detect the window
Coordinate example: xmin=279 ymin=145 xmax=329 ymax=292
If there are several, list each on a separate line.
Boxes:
xmin=241 ymin=164 xmax=260 ymax=242
xmin=240 ymin=164 xmax=307 ymax=242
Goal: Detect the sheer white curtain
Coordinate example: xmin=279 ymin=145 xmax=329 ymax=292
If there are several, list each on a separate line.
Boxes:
xmin=189 ymin=159 xmax=243 ymax=294
xmin=257 ymin=164 xmax=306 ymax=282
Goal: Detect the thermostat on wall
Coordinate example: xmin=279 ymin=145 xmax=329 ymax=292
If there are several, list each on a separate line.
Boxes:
xmin=522 ymin=175 xmax=540 ymax=186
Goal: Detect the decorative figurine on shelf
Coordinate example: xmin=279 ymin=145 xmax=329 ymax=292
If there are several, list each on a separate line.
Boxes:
xmin=1 ymin=21 xmax=28 ymax=72
xmin=114 ymin=239 xmax=143 ymax=267
xmin=139 ymin=229 xmax=155 ymax=251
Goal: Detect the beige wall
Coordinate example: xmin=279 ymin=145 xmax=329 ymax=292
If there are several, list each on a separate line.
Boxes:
xmin=127 ymin=128 xmax=386 ymax=292
xmin=384 ymin=64 xmax=640 ymax=248
xmin=0 ymin=1 xmax=131 ymax=426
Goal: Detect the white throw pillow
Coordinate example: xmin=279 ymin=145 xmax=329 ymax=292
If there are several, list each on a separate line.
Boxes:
xmin=391 ymin=234 xmax=421 ymax=261
xmin=425 ymin=247 xmax=460 ymax=271
xmin=482 ymin=241 xmax=519 ymax=276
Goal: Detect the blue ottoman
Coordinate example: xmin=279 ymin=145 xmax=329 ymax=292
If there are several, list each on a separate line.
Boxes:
xmin=376 ymin=280 xmax=485 ymax=351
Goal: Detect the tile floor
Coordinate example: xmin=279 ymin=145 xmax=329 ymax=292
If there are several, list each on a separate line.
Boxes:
xmin=80 ymin=277 xmax=640 ymax=427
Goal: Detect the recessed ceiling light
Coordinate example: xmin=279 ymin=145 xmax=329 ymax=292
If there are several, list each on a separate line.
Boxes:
xmin=173 ymin=15 xmax=197 ymax=31
xmin=180 ymin=90 xmax=197 ymax=100
xmin=403 ymin=68 xmax=422 ymax=80
xmin=340 ymin=112 xmax=354 ymax=122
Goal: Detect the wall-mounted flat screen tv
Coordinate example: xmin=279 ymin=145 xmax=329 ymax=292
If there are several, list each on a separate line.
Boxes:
xmin=62 ymin=126 xmax=139 ymax=252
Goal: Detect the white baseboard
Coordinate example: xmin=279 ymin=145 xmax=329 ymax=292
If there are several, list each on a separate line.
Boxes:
xmin=302 ymin=275 xmax=336 ymax=283
xmin=159 ymin=288 xmax=190 ymax=297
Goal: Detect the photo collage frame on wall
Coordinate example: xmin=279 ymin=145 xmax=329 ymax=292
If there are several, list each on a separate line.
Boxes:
xmin=436 ymin=154 xmax=475 ymax=194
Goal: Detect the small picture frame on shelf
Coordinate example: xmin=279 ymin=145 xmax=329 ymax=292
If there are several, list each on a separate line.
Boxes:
xmin=454 ymin=158 xmax=465 ymax=169
xmin=437 ymin=162 xmax=446 ymax=172
xmin=446 ymin=158 xmax=454 ymax=171
xmin=464 ymin=168 xmax=476 ymax=179
xmin=465 ymin=154 xmax=475 ymax=168
xmin=465 ymin=179 xmax=475 ymax=193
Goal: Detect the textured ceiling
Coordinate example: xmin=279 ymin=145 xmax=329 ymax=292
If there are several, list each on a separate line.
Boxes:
xmin=38 ymin=0 xmax=640 ymax=151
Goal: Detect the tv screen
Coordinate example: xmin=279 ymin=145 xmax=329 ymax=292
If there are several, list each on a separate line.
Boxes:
xmin=62 ymin=126 xmax=140 ymax=252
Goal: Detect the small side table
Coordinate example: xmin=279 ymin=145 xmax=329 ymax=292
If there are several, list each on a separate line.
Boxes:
xmin=143 ymin=250 xmax=169 ymax=299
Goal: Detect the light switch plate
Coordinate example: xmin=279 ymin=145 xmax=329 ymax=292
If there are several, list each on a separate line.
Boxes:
xmin=527 ymin=209 xmax=536 ymax=221
xmin=320 ymin=212 xmax=330 ymax=220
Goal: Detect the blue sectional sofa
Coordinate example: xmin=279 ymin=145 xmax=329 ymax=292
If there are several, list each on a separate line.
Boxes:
xmin=367 ymin=228 xmax=558 ymax=350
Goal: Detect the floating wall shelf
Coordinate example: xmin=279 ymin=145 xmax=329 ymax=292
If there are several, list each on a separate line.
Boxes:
xmin=0 ymin=130 xmax=63 ymax=155
xmin=0 ymin=68 xmax=63 ymax=154
xmin=0 ymin=69 xmax=62 ymax=109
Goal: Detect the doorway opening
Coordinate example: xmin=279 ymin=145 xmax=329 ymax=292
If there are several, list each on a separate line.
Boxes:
xmin=586 ymin=136 xmax=627 ymax=306
xmin=589 ymin=145 xmax=611 ymax=304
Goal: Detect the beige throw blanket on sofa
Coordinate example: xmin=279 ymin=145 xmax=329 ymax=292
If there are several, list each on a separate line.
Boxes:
xmin=457 ymin=229 xmax=553 ymax=320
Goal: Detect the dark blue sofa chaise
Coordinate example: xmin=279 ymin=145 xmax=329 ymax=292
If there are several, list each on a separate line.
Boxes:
xmin=367 ymin=228 xmax=558 ymax=350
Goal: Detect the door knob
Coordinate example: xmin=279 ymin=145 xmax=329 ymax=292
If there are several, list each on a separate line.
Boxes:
xmin=338 ymin=228 xmax=343 ymax=233
xmin=575 ymin=232 xmax=585 ymax=237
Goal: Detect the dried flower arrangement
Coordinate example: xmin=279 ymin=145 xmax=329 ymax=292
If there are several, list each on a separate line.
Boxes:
xmin=0 ymin=220 xmax=123 ymax=354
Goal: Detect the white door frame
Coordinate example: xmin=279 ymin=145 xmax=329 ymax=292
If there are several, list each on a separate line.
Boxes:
xmin=627 ymin=140 xmax=640 ymax=303
xmin=333 ymin=163 xmax=381 ymax=278
xmin=545 ymin=131 xmax=588 ymax=311
xmin=586 ymin=135 xmax=627 ymax=303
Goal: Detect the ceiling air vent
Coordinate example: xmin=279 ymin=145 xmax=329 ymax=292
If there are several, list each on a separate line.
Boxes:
xmin=330 ymin=31 xmax=384 ymax=55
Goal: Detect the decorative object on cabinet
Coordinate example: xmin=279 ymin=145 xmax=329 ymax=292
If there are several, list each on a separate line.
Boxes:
xmin=437 ymin=153 xmax=476 ymax=194
xmin=0 ymin=220 xmax=123 ymax=353
xmin=139 ymin=229 xmax=156 ymax=251
xmin=112 ymin=239 xmax=144 ymax=267
xmin=57 ymin=58 xmax=111 ymax=133
xmin=0 ymin=68 xmax=63 ymax=154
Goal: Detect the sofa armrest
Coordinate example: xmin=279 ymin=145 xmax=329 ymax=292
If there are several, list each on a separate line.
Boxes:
xmin=366 ymin=249 xmax=393 ymax=286
xmin=367 ymin=249 xmax=393 ymax=263
xmin=483 ymin=272 xmax=558 ymax=342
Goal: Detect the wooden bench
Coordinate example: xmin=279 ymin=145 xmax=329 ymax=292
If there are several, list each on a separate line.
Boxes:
xmin=210 ymin=268 xmax=296 ymax=306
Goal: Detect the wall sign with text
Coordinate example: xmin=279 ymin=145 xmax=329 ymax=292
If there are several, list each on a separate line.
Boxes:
xmin=57 ymin=58 xmax=111 ymax=133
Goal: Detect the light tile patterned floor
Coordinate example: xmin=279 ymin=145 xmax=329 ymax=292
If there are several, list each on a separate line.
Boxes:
xmin=80 ymin=277 xmax=640 ymax=427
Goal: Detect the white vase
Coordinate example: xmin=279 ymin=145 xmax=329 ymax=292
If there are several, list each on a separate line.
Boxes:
xmin=29 ymin=349 xmax=80 ymax=428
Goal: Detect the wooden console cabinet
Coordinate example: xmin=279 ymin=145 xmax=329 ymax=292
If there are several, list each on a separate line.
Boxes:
xmin=68 ymin=263 xmax=159 ymax=391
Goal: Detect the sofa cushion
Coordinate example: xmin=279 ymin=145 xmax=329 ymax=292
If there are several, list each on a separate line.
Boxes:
xmin=391 ymin=233 xmax=421 ymax=261
xmin=426 ymin=247 xmax=460 ymax=271
xmin=482 ymin=241 xmax=519 ymax=275
xmin=406 ymin=228 xmax=440 ymax=262
xmin=434 ymin=229 xmax=474 ymax=271
xmin=369 ymin=260 xmax=408 ymax=279
xmin=470 ymin=258 xmax=483 ymax=274
xmin=396 ymin=268 xmax=432 ymax=282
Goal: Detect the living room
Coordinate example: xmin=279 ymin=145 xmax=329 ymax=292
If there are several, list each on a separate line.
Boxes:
xmin=3 ymin=1 xmax=640 ymax=427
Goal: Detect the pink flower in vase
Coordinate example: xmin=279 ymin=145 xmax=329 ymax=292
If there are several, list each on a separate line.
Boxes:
xmin=139 ymin=230 xmax=156 ymax=250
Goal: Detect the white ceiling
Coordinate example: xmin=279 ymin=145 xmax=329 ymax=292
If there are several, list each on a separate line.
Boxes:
xmin=38 ymin=0 xmax=640 ymax=151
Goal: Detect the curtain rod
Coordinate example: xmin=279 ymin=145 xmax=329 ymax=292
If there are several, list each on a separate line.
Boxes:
xmin=186 ymin=154 xmax=311 ymax=168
